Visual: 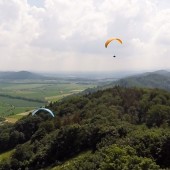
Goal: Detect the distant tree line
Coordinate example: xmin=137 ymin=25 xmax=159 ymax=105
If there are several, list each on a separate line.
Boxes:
xmin=0 ymin=94 xmax=46 ymax=104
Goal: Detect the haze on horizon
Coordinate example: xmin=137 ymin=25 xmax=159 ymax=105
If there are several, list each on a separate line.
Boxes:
xmin=0 ymin=0 xmax=169 ymax=72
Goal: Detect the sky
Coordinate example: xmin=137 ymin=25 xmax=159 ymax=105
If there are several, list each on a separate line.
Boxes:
xmin=0 ymin=0 xmax=170 ymax=72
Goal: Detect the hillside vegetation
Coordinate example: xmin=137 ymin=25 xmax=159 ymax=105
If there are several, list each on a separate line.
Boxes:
xmin=113 ymin=70 xmax=170 ymax=91
xmin=0 ymin=86 xmax=170 ymax=169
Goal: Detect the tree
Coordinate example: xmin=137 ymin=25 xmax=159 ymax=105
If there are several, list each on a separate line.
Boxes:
xmin=146 ymin=105 xmax=170 ymax=127
xmin=99 ymin=144 xmax=159 ymax=170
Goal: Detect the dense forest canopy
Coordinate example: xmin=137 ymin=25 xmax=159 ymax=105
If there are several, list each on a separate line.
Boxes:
xmin=0 ymin=86 xmax=170 ymax=169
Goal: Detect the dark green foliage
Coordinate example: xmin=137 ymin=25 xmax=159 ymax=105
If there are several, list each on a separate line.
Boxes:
xmin=113 ymin=71 xmax=170 ymax=91
xmin=146 ymin=104 xmax=170 ymax=127
xmin=99 ymin=144 xmax=159 ymax=170
xmin=0 ymin=117 xmax=5 ymax=122
xmin=126 ymin=128 xmax=170 ymax=165
xmin=159 ymin=136 xmax=170 ymax=167
xmin=14 ymin=116 xmax=43 ymax=141
xmin=0 ymin=115 xmax=43 ymax=152
xmin=63 ymin=145 xmax=159 ymax=170
xmin=0 ymin=86 xmax=170 ymax=169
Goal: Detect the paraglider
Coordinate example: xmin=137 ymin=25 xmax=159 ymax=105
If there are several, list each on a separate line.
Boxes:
xmin=105 ymin=38 xmax=122 ymax=48
xmin=105 ymin=37 xmax=122 ymax=57
xmin=32 ymin=108 xmax=55 ymax=117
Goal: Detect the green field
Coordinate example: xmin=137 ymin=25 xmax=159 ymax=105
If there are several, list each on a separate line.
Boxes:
xmin=0 ymin=82 xmax=95 ymax=118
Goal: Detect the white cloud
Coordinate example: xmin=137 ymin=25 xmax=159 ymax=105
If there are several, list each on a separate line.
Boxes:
xmin=0 ymin=0 xmax=169 ymax=72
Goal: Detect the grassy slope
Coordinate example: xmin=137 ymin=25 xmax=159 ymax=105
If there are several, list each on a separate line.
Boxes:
xmin=0 ymin=149 xmax=15 ymax=162
xmin=49 ymin=151 xmax=91 ymax=170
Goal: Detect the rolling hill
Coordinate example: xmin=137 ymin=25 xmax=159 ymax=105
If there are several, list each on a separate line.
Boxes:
xmin=107 ymin=70 xmax=170 ymax=91
xmin=0 ymin=71 xmax=44 ymax=80
xmin=0 ymin=71 xmax=114 ymax=85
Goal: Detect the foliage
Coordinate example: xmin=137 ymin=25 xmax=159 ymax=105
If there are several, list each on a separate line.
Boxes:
xmin=0 ymin=86 xmax=170 ymax=169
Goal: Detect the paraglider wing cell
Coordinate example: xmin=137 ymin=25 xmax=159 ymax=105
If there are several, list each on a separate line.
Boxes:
xmin=32 ymin=108 xmax=55 ymax=117
xmin=105 ymin=38 xmax=122 ymax=48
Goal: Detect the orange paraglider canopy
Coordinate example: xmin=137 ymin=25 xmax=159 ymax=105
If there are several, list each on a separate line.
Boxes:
xmin=105 ymin=38 xmax=122 ymax=48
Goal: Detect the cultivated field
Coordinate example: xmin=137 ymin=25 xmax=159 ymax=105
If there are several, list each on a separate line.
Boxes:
xmin=0 ymin=82 xmax=95 ymax=120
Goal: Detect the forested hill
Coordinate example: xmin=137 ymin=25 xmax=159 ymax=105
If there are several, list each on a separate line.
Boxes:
xmin=0 ymin=86 xmax=170 ymax=169
xmin=112 ymin=70 xmax=170 ymax=91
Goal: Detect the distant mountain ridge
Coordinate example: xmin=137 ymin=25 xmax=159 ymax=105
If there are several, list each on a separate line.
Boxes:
xmin=112 ymin=70 xmax=170 ymax=91
xmin=0 ymin=71 xmax=44 ymax=80
xmin=0 ymin=70 xmax=170 ymax=91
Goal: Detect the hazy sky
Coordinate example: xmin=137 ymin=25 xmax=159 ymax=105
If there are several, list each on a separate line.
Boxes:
xmin=0 ymin=0 xmax=169 ymax=72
